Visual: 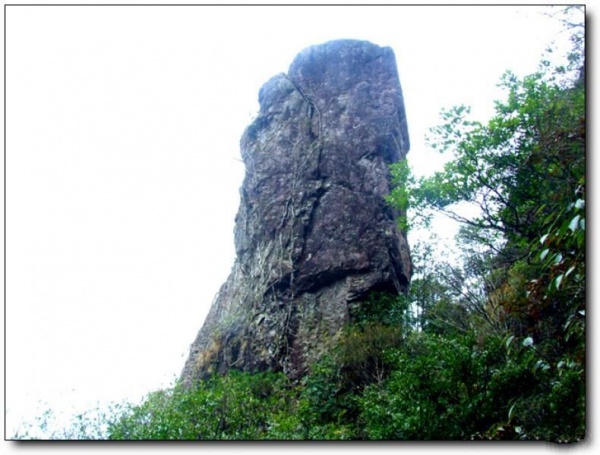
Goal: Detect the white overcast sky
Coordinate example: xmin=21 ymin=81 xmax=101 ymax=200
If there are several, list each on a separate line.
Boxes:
xmin=2 ymin=1 xmax=589 ymax=443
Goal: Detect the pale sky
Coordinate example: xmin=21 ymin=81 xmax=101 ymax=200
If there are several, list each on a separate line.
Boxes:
xmin=3 ymin=2 xmax=585 ymax=441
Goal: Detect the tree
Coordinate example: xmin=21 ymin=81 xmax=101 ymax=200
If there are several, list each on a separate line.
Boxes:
xmin=387 ymin=8 xmax=585 ymax=441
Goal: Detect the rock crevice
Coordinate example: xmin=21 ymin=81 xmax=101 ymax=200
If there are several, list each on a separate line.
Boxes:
xmin=181 ymin=39 xmax=412 ymax=384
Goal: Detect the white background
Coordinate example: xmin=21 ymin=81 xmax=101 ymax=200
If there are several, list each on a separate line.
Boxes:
xmin=2 ymin=0 xmax=593 ymax=449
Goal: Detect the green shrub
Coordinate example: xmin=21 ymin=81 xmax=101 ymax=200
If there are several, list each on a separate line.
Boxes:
xmin=108 ymin=370 xmax=297 ymax=440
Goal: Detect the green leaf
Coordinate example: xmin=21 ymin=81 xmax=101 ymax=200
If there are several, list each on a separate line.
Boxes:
xmin=508 ymin=402 xmax=517 ymax=421
xmin=568 ymin=215 xmax=581 ymax=232
xmin=555 ymin=274 xmax=564 ymax=290
xmin=505 ymin=335 xmax=515 ymax=349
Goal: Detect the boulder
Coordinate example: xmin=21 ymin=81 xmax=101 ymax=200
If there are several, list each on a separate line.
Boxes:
xmin=181 ymin=39 xmax=411 ymax=384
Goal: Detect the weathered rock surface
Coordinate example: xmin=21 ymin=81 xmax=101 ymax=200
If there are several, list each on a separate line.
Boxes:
xmin=181 ymin=39 xmax=411 ymax=384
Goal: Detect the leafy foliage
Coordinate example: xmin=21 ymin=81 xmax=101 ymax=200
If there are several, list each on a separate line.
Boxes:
xmin=359 ymin=332 xmax=509 ymax=440
xmin=107 ymin=370 xmax=299 ymax=440
xmin=386 ymin=7 xmax=585 ymax=442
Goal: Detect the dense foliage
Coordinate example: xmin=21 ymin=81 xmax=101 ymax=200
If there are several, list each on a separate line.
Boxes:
xmin=16 ymin=10 xmax=584 ymax=442
xmin=385 ymin=9 xmax=585 ymax=441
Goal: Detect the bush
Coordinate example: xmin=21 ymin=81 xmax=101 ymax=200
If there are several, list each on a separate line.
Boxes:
xmin=358 ymin=332 xmax=507 ymax=440
xmin=108 ymin=370 xmax=298 ymax=440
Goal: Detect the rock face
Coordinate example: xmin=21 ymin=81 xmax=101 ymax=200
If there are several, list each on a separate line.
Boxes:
xmin=181 ymin=39 xmax=411 ymax=385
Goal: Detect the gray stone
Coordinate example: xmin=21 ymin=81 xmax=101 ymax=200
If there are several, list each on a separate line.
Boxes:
xmin=181 ymin=39 xmax=411 ymax=384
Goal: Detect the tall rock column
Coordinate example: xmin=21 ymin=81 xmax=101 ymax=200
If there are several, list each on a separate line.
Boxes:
xmin=181 ymin=39 xmax=411 ymax=385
